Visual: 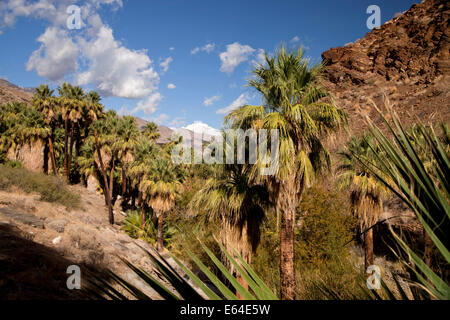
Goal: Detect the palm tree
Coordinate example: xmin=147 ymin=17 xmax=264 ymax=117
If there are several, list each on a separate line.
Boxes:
xmin=225 ymin=47 xmax=346 ymax=299
xmin=115 ymin=116 xmax=140 ymax=198
xmin=191 ymin=163 xmax=270 ymax=297
xmin=128 ymin=136 xmax=161 ymax=224
xmin=143 ymin=121 xmax=160 ymax=141
xmin=139 ymin=158 xmax=184 ymax=251
xmin=90 ymin=110 xmax=120 ymax=224
xmin=32 ymin=85 xmax=59 ymax=175
xmin=337 ymin=135 xmax=387 ymax=271
xmin=58 ymin=83 xmax=86 ymax=181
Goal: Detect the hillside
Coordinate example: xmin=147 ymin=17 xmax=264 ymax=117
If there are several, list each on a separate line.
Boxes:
xmin=0 ymin=184 xmax=201 ymax=299
xmin=321 ymin=0 xmax=450 ymax=136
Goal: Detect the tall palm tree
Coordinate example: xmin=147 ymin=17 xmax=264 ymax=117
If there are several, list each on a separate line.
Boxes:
xmin=225 ymin=47 xmax=346 ymax=299
xmin=115 ymin=116 xmax=140 ymax=197
xmin=337 ymin=135 xmax=387 ymax=270
xmin=139 ymin=158 xmax=184 ymax=251
xmin=128 ymin=136 xmax=161 ymax=224
xmin=90 ymin=110 xmax=120 ymax=224
xmin=58 ymin=83 xmax=86 ymax=181
xmin=32 ymin=85 xmax=59 ymax=175
xmin=191 ymin=163 xmax=270 ymax=297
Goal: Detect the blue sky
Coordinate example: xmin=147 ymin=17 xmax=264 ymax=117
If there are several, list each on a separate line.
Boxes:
xmin=0 ymin=0 xmax=418 ymax=133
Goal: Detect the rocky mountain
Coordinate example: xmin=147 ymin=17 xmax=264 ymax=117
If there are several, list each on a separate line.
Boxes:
xmin=321 ymin=0 xmax=450 ymax=137
xmin=0 ymin=79 xmax=33 ymax=104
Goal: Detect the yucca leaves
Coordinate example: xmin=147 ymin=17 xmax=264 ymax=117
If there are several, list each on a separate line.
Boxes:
xmin=93 ymin=239 xmax=279 ymax=300
xmin=354 ymin=105 xmax=450 ymax=300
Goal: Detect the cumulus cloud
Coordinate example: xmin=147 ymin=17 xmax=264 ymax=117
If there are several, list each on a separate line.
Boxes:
xmin=216 ymin=93 xmax=248 ymax=114
xmin=159 ymin=56 xmax=172 ymax=73
xmin=76 ymin=26 xmax=159 ymax=98
xmin=203 ymin=95 xmax=220 ymax=106
xmin=167 ymin=83 xmax=176 ymax=89
xmin=183 ymin=121 xmax=220 ymax=137
xmin=26 ymin=27 xmax=78 ymax=81
xmin=219 ymin=42 xmax=255 ymax=74
xmin=2 ymin=0 xmax=160 ymax=100
xmin=191 ymin=42 xmax=215 ymax=55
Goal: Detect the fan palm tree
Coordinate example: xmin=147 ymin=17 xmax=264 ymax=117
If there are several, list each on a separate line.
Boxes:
xmin=32 ymin=85 xmax=59 ymax=175
xmin=89 ymin=110 xmax=121 ymax=224
xmin=58 ymin=83 xmax=86 ymax=181
xmin=143 ymin=121 xmax=160 ymax=141
xmin=128 ymin=136 xmax=161 ymax=224
xmin=191 ymin=163 xmax=270 ymax=297
xmin=337 ymin=135 xmax=387 ymax=270
xmin=115 ymin=116 xmax=140 ymax=197
xmin=139 ymin=158 xmax=184 ymax=251
xmin=225 ymin=47 xmax=346 ymax=299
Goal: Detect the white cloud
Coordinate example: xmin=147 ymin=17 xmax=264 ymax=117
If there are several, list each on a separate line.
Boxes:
xmin=219 ymin=42 xmax=255 ymax=74
xmin=290 ymin=36 xmax=300 ymax=43
xmin=2 ymin=1 xmax=159 ymax=100
xmin=159 ymin=56 xmax=173 ymax=73
xmin=216 ymin=93 xmax=248 ymax=114
xmin=167 ymin=83 xmax=176 ymax=89
xmin=183 ymin=121 xmax=220 ymax=137
xmin=26 ymin=27 xmax=78 ymax=81
xmin=131 ymin=92 xmax=163 ymax=115
xmin=76 ymin=26 xmax=159 ymax=98
xmin=203 ymin=95 xmax=220 ymax=106
xmin=191 ymin=42 xmax=215 ymax=55
xmin=169 ymin=46 xmax=175 ymax=51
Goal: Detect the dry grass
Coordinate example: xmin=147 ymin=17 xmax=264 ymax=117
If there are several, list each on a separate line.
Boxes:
xmin=0 ymin=165 xmax=80 ymax=210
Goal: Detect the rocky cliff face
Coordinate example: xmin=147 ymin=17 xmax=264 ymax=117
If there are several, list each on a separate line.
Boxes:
xmin=322 ymin=0 xmax=450 ymax=136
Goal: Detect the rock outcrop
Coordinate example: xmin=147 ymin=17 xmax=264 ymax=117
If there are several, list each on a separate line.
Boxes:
xmin=322 ymin=0 xmax=450 ymax=137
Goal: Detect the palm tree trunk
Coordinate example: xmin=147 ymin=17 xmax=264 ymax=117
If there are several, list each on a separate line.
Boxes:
xmin=121 ymin=167 xmax=127 ymax=196
xmin=67 ymin=124 xmax=75 ymax=181
xmin=364 ymin=228 xmax=374 ymax=271
xmin=109 ymin=155 xmax=115 ymax=205
xmin=48 ymin=135 xmax=57 ymax=176
xmin=157 ymin=214 xmax=164 ymax=252
xmin=94 ymin=131 xmax=114 ymax=225
xmin=63 ymin=118 xmax=69 ymax=180
xmin=280 ymin=207 xmax=296 ymax=300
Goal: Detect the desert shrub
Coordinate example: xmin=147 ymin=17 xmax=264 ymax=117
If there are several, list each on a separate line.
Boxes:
xmin=0 ymin=165 xmax=80 ymax=209
xmin=251 ymin=184 xmax=365 ymax=299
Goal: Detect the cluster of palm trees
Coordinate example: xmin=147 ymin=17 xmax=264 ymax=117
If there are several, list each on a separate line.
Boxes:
xmin=1 ymin=83 xmax=185 ymax=249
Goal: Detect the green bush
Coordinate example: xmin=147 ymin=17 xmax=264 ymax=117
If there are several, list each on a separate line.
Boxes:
xmin=122 ymin=209 xmax=177 ymax=249
xmin=0 ymin=165 xmax=80 ymax=210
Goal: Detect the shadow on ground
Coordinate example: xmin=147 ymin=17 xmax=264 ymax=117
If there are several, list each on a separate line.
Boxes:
xmin=0 ymin=223 xmax=111 ymax=300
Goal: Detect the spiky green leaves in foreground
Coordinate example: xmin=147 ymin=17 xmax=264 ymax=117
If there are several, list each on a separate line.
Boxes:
xmin=90 ymin=239 xmax=279 ymax=300
xmin=355 ymin=105 xmax=449 ymax=300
